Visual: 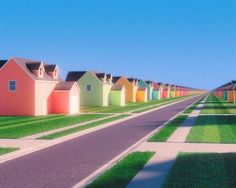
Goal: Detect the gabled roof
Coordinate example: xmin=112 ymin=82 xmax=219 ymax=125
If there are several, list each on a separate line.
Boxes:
xmin=0 ymin=60 xmax=8 ymax=69
xmin=146 ymin=81 xmax=153 ymax=85
xmin=127 ymin=78 xmax=136 ymax=83
xmin=66 ymin=71 xmax=86 ymax=81
xmin=44 ymin=64 xmax=57 ymax=72
xmin=106 ymin=74 xmax=112 ymax=79
xmin=112 ymin=76 xmax=121 ymax=83
xmin=26 ymin=62 xmax=41 ymax=71
xmin=54 ymin=81 xmax=78 ymax=91
xmin=95 ymin=73 xmax=106 ymax=79
xmin=9 ymin=57 xmax=61 ymax=81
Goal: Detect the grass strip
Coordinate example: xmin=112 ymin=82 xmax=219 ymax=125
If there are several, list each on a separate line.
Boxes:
xmin=40 ymin=114 xmax=130 ymax=140
xmin=86 ymin=152 xmax=154 ymax=188
xmin=187 ymin=115 xmax=236 ymax=143
xmin=148 ymin=115 xmax=188 ymax=142
xmin=0 ymin=114 xmax=110 ymax=139
xmin=82 ymin=96 xmax=188 ymax=113
xmin=183 ymin=96 xmax=205 ymax=114
xmin=162 ymin=152 xmax=236 ymax=188
xmin=0 ymin=147 xmax=18 ymax=156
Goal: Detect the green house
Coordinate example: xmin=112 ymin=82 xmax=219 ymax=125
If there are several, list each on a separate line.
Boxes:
xmin=66 ymin=71 xmax=113 ymax=106
xmin=109 ymin=85 xmax=126 ymax=106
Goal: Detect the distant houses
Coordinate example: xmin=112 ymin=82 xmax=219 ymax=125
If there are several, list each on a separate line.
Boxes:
xmin=0 ymin=56 xmax=194 ymax=116
xmin=214 ymin=81 xmax=236 ymax=104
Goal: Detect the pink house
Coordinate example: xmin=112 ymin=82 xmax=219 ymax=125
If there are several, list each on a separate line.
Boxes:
xmin=0 ymin=57 xmax=80 ymax=116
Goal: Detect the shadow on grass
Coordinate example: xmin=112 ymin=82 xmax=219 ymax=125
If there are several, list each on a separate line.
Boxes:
xmin=127 ymin=153 xmax=236 ymax=188
xmin=193 ymin=115 xmax=236 ymax=126
xmin=202 ymin=106 xmax=236 ymax=110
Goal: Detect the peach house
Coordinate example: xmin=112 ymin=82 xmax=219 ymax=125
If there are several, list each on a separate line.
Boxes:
xmin=0 ymin=57 xmax=80 ymax=116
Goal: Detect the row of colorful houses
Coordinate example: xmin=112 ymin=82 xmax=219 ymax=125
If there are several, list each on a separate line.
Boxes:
xmin=0 ymin=57 xmax=194 ymax=116
xmin=213 ymin=80 xmax=236 ymax=104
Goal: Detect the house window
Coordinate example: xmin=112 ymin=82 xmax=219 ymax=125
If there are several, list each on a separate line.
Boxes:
xmin=86 ymin=84 xmax=92 ymax=91
xmin=9 ymin=80 xmax=16 ymax=92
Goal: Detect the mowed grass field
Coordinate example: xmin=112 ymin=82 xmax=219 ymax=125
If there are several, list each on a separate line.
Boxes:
xmin=187 ymin=115 xmax=236 ymax=143
xmin=149 ymin=115 xmax=188 ymax=142
xmin=162 ymin=153 xmax=236 ymax=188
xmin=201 ymin=94 xmax=236 ymax=114
xmin=81 ymin=96 xmax=189 ymax=113
xmin=86 ymin=152 xmax=154 ymax=188
xmin=187 ymin=93 xmax=236 ymax=143
xmin=0 ymin=147 xmax=18 ymax=155
xmin=0 ymin=114 xmax=110 ymax=139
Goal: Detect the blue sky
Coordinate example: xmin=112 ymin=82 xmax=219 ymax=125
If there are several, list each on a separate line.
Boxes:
xmin=0 ymin=0 xmax=235 ymax=90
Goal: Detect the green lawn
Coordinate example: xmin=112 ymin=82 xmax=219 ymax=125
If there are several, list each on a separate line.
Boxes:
xmin=86 ymin=152 xmax=154 ymax=188
xmin=201 ymin=94 xmax=236 ymax=114
xmin=0 ymin=115 xmax=63 ymax=128
xmin=187 ymin=115 xmax=236 ymax=143
xmin=183 ymin=96 xmax=205 ymax=114
xmin=162 ymin=153 xmax=236 ymax=188
xmin=82 ymin=96 xmax=189 ymax=114
xmin=0 ymin=114 xmax=110 ymax=139
xmin=40 ymin=114 xmax=130 ymax=139
xmin=149 ymin=115 xmax=188 ymax=142
xmin=0 ymin=147 xmax=18 ymax=155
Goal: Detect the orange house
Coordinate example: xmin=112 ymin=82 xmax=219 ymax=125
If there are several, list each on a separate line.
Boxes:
xmin=136 ymin=87 xmax=147 ymax=102
xmin=112 ymin=76 xmax=138 ymax=102
xmin=0 ymin=57 xmax=80 ymax=116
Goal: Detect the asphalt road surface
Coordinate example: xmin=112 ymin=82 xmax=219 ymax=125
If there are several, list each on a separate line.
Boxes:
xmin=0 ymin=96 xmax=202 ymax=188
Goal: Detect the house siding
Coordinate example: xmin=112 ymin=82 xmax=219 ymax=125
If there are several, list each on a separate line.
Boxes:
xmin=0 ymin=59 xmax=35 ymax=116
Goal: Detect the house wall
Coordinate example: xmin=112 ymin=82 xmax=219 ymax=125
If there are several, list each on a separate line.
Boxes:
xmin=136 ymin=90 xmax=147 ymax=102
xmin=224 ymin=91 xmax=228 ymax=100
xmin=35 ymin=81 xmax=58 ymax=116
xmin=152 ymin=90 xmax=159 ymax=100
xmin=170 ymin=91 xmax=175 ymax=98
xmin=51 ymin=91 xmax=70 ymax=114
xmin=162 ymin=90 xmax=169 ymax=99
xmin=228 ymin=91 xmax=234 ymax=103
xmin=0 ymin=59 xmax=35 ymax=116
xmin=78 ymin=72 xmax=103 ymax=106
xmin=115 ymin=78 xmax=136 ymax=102
xmin=109 ymin=90 xmax=125 ymax=106
xmin=103 ymin=84 xmax=113 ymax=106
xmin=69 ymin=84 xmax=80 ymax=114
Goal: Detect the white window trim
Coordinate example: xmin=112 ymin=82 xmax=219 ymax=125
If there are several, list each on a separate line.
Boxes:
xmin=9 ymin=80 xmax=16 ymax=92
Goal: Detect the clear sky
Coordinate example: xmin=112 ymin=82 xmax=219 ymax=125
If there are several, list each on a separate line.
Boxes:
xmin=0 ymin=0 xmax=235 ymax=90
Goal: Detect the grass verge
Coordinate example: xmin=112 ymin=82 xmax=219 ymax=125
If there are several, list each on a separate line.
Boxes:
xmin=39 ymin=114 xmax=130 ymax=140
xmin=0 ymin=147 xmax=18 ymax=156
xmin=0 ymin=114 xmax=110 ymax=139
xmin=86 ymin=151 xmax=154 ymax=188
xmin=183 ymin=96 xmax=205 ymax=114
xmin=162 ymin=152 xmax=236 ymax=188
xmin=148 ymin=115 xmax=188 ymax=142
xmin=186 ymin=115 xmax=236 ymax=143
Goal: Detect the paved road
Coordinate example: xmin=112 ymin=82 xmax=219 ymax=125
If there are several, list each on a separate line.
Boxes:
xmin=0 ymin=96 xmax=201 ymax=188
